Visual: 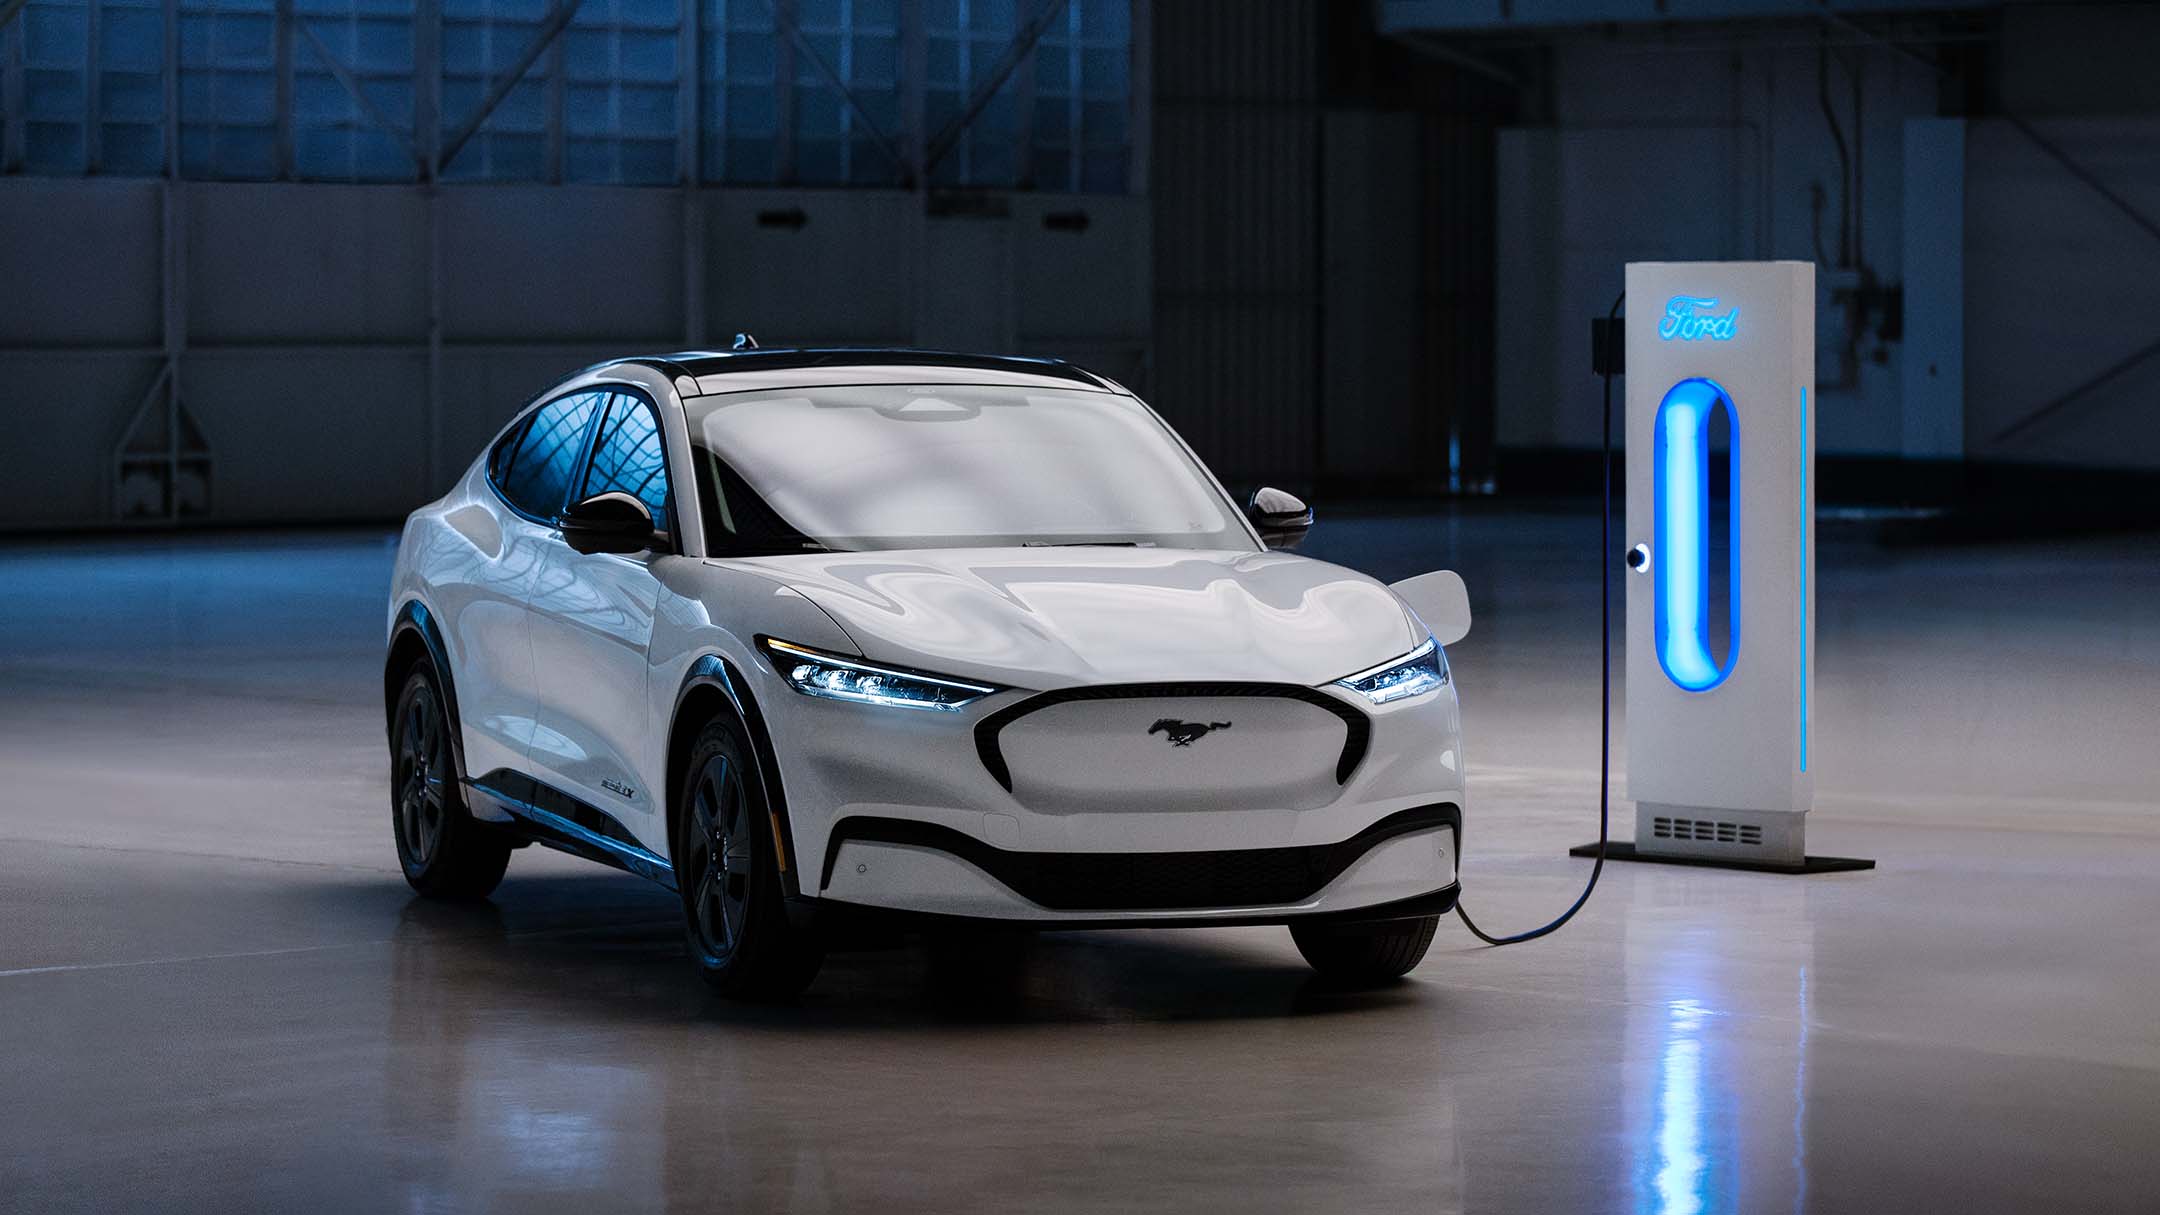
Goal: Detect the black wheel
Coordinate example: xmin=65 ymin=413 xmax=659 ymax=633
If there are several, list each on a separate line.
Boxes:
xmin=391 ymin=665 xmax=511 ymax=899
xmin=676 ymin=716 xmax=822 ymax=999
xmin=1289 ymin=914 xmax=1440 ymax=985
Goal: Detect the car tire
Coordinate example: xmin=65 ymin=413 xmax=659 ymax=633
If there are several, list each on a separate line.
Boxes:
xmin=1288 ymin=914 xmax=1440 ymax=984
xmin=391 ymin=664 xmax=512 ymax=900
xmin=676 ymin=716 xmax=823 ymax=999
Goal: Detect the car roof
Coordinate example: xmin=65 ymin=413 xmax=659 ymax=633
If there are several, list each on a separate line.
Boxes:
xmin=609 ymin=348 xmax=1127 ymax=398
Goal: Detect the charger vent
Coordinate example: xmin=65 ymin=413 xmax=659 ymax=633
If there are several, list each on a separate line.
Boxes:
xmin=1652 ymin=816 xmax=1763 ymax=846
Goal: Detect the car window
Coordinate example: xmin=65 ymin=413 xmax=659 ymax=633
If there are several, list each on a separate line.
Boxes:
xmin=580 ymin=392 xmax=671 ymax=534
xmin=487 ymin=415 xmax=528 ymax=485
xmin=496 ymin=391 xmax=604 ymax=519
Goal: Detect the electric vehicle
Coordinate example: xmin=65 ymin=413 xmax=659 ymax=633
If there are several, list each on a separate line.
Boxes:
xmin=384 ymin=348 xmax=1472 ymax=997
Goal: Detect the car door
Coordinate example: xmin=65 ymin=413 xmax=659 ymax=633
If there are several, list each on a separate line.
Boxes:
xmin=450 ymin=389 xmax=606 ymax=784
xmin=525 ymin=389 xmax=673 ymax=849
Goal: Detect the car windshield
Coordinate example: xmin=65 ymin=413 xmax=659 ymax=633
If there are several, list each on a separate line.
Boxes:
xmin=684 ymin=383 xmax=1255 ymax=554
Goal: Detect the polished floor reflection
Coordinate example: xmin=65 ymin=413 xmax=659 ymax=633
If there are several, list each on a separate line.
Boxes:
xmin=2 ymin=516 xmax=2156 ymax=1213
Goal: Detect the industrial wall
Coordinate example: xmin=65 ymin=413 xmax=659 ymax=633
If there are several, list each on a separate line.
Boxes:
xmin=1963 ymin=116 xmax=2160 ymax=471
xmin=1150 ymin=0 xmax=1508 ymax=494
xmin=1149 ymin=0 xmax=1322 ymax=489
xmin=0 ymin=180 xmax=1149 ymax=527
xmin=1494 ymin=14 xmax=2160 ymax=475
xmin=1495 ymin=35 xmax=1936 ymax=460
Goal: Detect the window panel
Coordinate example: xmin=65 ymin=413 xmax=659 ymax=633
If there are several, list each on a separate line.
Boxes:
xmin=1 ymin=0 xmax=1134 ymax=192
xmin=11 ymin=1 xmax=173 ymax=174
xmin=499 ymin=391 xmax=604 ymax=520
xmin=580 ymin=393 xmax=671 ymax=533
xmin=289 ymin=3 xmax=414 ymax=181
xmin=439 ymin=3 xmax=548 ymax=181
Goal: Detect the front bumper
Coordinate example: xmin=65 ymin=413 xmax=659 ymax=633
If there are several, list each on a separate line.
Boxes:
xmin=819 ymin=802 xmax=1458 ymax=924
xmin=754 ymin=664 xmax=1467 ymax=924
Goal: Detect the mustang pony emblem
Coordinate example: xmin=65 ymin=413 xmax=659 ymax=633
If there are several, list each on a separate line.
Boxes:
xmin=1149 ymin=718 xmax=1232 ymax=747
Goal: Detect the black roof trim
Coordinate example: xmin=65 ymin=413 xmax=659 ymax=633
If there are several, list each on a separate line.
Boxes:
xmin=649 ymin=347 xmax=1115 ymax=389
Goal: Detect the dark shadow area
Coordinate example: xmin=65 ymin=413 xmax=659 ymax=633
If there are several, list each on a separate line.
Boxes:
xmin=378 ymin=878 xmax=1431 ymax=1033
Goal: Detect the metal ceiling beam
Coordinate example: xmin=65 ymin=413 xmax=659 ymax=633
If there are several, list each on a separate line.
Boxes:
xmin=296 ymin=19 xmax=425 ymax=170
xmin=437 ymin=0 xmax=586 ymax=176
xmin=922 ymin=0 xmax=1070 ymax=179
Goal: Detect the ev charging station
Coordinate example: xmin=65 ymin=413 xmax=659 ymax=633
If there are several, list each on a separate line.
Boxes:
xmin=1621 ymin=261 xmax=1832 ymax=869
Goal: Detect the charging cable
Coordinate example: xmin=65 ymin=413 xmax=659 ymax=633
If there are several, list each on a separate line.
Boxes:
xmin=1453 ymin=289 xmax=1624 ymax=946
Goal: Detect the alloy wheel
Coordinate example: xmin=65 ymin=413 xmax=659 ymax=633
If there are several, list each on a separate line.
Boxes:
xmin=395 ymin=683 xmax=451 ymax=867
xmin=687 ymin=753 xmax=754 ymax=961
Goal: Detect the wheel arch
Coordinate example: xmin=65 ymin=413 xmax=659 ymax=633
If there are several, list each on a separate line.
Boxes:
xmin=668 ymin=654 xmax=803 ymax=898
xmin=387 ymin=600 xmax=467 ymax=780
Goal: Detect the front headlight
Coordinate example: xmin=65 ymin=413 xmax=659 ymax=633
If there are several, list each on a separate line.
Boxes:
xmin=761 ymin=638 xmax=999 ymax=712
xmin=1333 ymin=638 xmax=1449 ymax=705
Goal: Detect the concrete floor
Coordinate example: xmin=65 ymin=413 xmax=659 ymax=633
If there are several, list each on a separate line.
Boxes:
xmin=2 ymin=511 xmax=2157 ymax=1213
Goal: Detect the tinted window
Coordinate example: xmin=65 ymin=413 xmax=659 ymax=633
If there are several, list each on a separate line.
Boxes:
xmin=580 ymin=393 xmax=671 ymax=534
xmin=496 ymin=391 xmax=604 ymax=518
xmin=488 ymin=416 xmax=529 ymax=484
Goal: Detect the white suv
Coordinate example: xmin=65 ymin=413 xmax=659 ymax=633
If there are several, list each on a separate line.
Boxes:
xmin=385 ymin=349 xmax=1471 ymax=997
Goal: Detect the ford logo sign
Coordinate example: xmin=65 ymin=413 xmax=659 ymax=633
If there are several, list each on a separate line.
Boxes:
xmin=1658 ymin=295 xmax=1739 ymax=342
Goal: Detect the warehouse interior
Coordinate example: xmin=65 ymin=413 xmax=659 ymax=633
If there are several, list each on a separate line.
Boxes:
xmin=3 ymin=1 xmax=2157 ymax=1211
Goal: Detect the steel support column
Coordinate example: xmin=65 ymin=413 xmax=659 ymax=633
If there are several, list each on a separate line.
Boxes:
xmin=771 ymin=0 xmax=805 ymax=181
xmin=274 ymin=0 xmax=294 ymax=177
xmin=546 ymin=18 xmax=566 ymax=183
xmin=417 ymin=0 xmax=444 ymax=490
xmin=900 ymin=0 xmax=925 ymax=184
xmin=84 ymin=0 xmax=101 ymax=172
xmin=681 ymin=0 xmax=705 ymax=346
xmin=160 ymin=0 xmax=182 ymax=519
xmin=2 ymin=0 xmax=26 ymax=172
xmin=1127 ymin=0 xmax=1149 ymax=197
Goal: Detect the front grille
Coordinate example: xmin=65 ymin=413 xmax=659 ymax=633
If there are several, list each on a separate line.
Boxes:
xmin=821 ymin=803 xmax=1458 ymax=912
xmin=973 ymin=682 xmax=1370 ymax=790
xmin=1652 ymin=815 xmax=1764 ymax=846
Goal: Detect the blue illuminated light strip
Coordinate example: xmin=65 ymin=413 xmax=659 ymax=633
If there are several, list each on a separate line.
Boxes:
xmin=1800 ymin=386 xmax=1810 ymax=773
xmin=1653 ymin=378 xmax=1739 ymax=692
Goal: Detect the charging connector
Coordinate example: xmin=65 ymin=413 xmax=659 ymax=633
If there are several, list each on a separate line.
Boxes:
xmin=1453 ymin=290 xmax=1624 ymax=947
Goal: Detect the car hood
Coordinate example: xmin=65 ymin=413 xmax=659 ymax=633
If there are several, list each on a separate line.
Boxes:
xmin=723 ymin=547 xmax=1423 ymax=689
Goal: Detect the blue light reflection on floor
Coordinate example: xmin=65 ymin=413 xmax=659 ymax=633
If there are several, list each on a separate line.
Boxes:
xmin=1648 ymin=998 xmax=1713 ymax=1215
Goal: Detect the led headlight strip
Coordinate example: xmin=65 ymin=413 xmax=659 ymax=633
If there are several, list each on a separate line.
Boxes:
xmin=761 ymin=638 xmax=999 ymax=711
xmin=1333 ymin=638 xmax=1449 ymax=705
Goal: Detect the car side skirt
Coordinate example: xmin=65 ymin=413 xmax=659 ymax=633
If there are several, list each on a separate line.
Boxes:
xmin=466 ymin=768 xmax=677 ymax=890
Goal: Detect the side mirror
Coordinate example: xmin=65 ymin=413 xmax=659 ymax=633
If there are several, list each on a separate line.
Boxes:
xmin=1246 ymin=487 xmax=1313 ymax=550
xmin=559 ymin=492 xmax=660 ymax=556
xmin=1389 ymin=570 xmax=1472 ymax=645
